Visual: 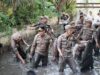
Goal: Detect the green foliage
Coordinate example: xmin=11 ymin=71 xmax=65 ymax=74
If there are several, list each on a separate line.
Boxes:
xmin=12 ymin=0 xmax=34 ymax=25
xmin=0 ymin=0 xmax=76 ymax=33
xmin=44 ymin=1 xmax=56 ymax=16
xmin=62 ymin=0 xmax=76 ymax=16
xmin=0 ymin=12 xmax=12 ymax=34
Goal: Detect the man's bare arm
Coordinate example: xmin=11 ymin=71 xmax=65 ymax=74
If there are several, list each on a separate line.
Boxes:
xmin=57 ymin=36 xmax=63 ymax=57
xmin=11 ymin=39 xmax=25 ymax=64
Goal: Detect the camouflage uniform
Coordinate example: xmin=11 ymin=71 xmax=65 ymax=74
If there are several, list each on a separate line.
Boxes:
xmin=80 ymin=27 xmax=100 ymax=72
xmin=57 ymin=34 xmax=79 ymax=74
xmin=78 ymin=28 xmax=94 ymax=41
xmin=74 ymin=27 xmax=94 ymax=60
xmin=31 ymin=33 xmax=51 ymax=68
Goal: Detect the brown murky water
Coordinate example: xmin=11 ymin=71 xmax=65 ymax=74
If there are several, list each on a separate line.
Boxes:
xmin=0 ymin=51 xmax=100 ymax=75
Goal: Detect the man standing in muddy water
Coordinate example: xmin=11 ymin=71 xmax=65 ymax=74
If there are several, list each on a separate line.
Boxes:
xmin=11 ymin=32 xmax=29 ymax=64
xmin=30 ymin=27 xmax=51 ymax=68
xmin=57 ymin=25 xmax=80 ymax=75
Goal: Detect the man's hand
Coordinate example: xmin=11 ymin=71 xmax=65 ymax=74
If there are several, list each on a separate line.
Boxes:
xmin=96 ymin=43 xmax=100 ymax=48
xmin=58 ymin=48 xmax=63 ymax=57
xmin=95 ymin=39 xmax=100 ymax=48
xmin=21 ymin=59 xmax=26 ymax=64
xmin=59 ymin=52 xmax=63 ymax=57
xmin=16 ymin=51 xmax=26 ymax=64
xmin=59 ymin=50 xmax=63 ymax=57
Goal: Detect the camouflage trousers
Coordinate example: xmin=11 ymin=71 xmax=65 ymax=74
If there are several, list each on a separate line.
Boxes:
xmin=72 ymin=41 xmax=88 ymax=60
xmin=59 ymin=57 xmax=80 ymax=75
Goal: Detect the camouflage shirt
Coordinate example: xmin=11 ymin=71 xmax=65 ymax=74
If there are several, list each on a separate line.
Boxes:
xmin=74 ymin=26 xmax=83 ymax=37
xmin=78 ymin=27 xmax=94 ymax=41
xmin=57 ymin=34 xmax=73 ymax=57
xmin=31 ymin=33 xmax=51 ymax=56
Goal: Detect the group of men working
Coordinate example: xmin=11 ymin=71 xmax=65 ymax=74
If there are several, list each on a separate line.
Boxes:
xmin=11 ymin=11 xmax=100 ymax=75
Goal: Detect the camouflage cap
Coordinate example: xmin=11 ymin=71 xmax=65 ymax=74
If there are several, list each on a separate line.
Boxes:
xmin=40 ymin=16 xmax=44 ymax=19
xmin=65 ymin=25 xmax=75 ymax=30
xmin=43 ymin=16 xmax=49 ymax=20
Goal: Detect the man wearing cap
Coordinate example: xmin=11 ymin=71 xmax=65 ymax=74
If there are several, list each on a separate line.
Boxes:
xmin=34 ymin=16 xmax=48 ymax=29
xmin=57 ymin=25 xmax=80 ymax=75
xmin=30 ymin=27 xmax=51 ymax=68
xmin=11 ymin=32 xmax=29 ymax=64
xmin=77 ymin=19 xmax=94 ymax=41
xmin=34 ymin=16 xmax=55 ymax=39
xmin=59 ymin=13 xmax=70 ymax=31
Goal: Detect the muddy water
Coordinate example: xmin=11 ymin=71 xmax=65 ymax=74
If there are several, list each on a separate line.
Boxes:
xmin=0 ymin=25 xmax=100 ymax=75
xmin=0 ymin=51 xmax=100 ymax=75
xmin=0 ymin=52 xmax=22 ymax=75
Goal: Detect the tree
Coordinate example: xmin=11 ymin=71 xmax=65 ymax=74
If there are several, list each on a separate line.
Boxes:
xmin=49 ymin=0 xmax=76 ymax=23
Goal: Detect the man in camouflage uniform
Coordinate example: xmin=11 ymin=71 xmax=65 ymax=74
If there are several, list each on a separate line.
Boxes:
xmin=11 ymin=32 xmax=29 ymax=64
xmin=33 ymin=16 xmax=55 ymax=39
xmin=73 ymin=20 xmax=94 ymax=60
xmin=80 ymin=23 xmax=100 ymax=72
xmin=57 ymin=25 xmax=80 ymax=75
xmin=30 ymin=27 xmax=51 ymax=68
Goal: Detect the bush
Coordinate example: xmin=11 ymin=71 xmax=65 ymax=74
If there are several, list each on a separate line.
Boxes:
xmin=0 ymin=12 xmax=12 ymax=34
